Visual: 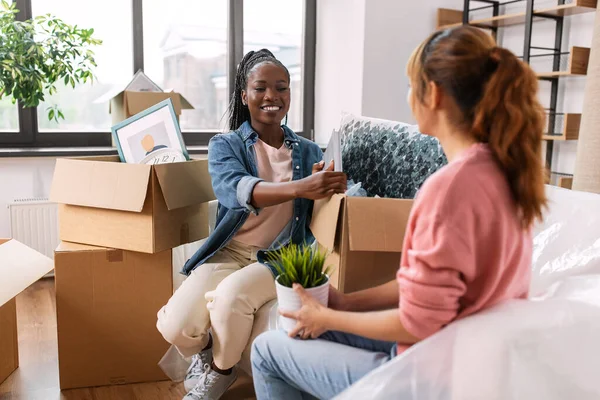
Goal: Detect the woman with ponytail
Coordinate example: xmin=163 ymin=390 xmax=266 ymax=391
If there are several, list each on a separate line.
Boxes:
xmin=251 ymin=26 xmax=547 ymax=400
xmin=156 ymin=49 xmax=346 ymax=400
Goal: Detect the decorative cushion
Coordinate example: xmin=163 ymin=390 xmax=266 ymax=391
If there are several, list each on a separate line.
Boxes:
xmin=339 ymin=113 xmax=447 ymax=199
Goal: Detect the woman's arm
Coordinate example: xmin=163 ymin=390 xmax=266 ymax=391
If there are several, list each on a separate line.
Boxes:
xmin=250 ymin=161 xmax=347 ymax=209
xmin=323 ymin=308 xmax=420 ymax=344
xmin=330 ymin=280 xmax=400 ymax=312
xmin=282 ymin=285 xmax=420 ymax=344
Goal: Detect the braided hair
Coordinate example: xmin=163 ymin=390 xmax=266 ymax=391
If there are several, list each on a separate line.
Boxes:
xmin=226 ymin=49 xmax=291 ymax=131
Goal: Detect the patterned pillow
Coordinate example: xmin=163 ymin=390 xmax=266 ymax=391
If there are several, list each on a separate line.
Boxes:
xmin=339 ymin=113 xmax=447 ymax=199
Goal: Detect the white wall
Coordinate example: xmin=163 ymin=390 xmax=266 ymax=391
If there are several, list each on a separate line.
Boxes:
xmin=315 ymin=0 xmax=462 ymax=144
xmin=0 ymin=158 xmax=57 ymax=237
xmin=314 ymin=0 xmax=366 ymax=144
xmin=361 ymin=0 xmax=461 ymax=124
xmin=315 ymin=0 xmax=594 ymax=177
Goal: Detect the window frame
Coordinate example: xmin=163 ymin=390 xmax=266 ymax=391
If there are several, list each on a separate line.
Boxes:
xmin=0 ymin=0 xmax=316 ymax=148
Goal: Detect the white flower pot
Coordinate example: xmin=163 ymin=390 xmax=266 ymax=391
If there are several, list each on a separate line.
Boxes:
xmin=275 ymin=274 xmax=329 ymax=333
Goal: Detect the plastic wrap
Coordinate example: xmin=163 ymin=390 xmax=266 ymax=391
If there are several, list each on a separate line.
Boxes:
xmin=530 ymin=186 xmax=600 ymax=296
xmin=339 ymin=112 xmax=447 ymax=199
xmin=336 ymin=186 xmax=600 ymax=400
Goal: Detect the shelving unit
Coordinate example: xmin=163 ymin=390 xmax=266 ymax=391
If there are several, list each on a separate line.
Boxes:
xmin=558 ymin=176 xmax=574 ymax=189
xmin=437 ymin=0 xmax=598 ymax=186
xmin=542 ymin=113 xmax=581 ymax=140
xmin=536 ymin=46 xmax=590 ymax=77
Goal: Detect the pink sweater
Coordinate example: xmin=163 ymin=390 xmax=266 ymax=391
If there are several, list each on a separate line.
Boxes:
xmin=397 ymin=143 xmax=532 ymax=349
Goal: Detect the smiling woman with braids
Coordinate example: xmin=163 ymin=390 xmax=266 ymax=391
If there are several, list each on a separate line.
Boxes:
xmin=155 ymin=49 xmax=346 ymax=400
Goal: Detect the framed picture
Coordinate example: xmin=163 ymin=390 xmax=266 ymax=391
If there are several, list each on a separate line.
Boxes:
xmin=111 ymin=98 xmax=190 ymax=164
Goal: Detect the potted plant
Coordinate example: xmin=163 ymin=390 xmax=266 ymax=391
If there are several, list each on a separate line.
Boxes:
xmin=267 ymin=243 xmax=333 ymax=332
xmin=0 ymin=1 xmax=101 ymax=122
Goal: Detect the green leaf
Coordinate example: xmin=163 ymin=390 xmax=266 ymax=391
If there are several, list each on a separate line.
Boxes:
xmin=48 ymin=108 xmax=55 ymax=121
xmin=0 ymin=10 xmax=100 ymax=123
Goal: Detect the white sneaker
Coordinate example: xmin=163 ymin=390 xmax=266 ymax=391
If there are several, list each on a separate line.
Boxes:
xmin=184 ymin=348 xmax=213 ymax=392
xmin=183 ymin=364 xmax=237 ymax=400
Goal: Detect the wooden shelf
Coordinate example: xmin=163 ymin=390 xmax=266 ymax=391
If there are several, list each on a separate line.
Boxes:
xmin=437 ymin=8 xmax=463 ymax=29
xmin=543 ymin=113 xmax=581 ymax=141
xmin=537 ymin=46 xmax=590 ymax=78
xmin=438 ymin=0 xmax=597 ymax=29
xmin=558 ymin=176 xmax=573 ymax=189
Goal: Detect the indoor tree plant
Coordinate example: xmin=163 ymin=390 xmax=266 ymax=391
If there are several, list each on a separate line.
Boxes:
xmin=267 ymin=243 xmax=333 ymax=332
xmin=0 ymin=1 xmax=101 ymax=122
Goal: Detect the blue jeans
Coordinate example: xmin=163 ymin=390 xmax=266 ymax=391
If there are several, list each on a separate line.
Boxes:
xmin=251 ymin=330 xmax=396 ymax=400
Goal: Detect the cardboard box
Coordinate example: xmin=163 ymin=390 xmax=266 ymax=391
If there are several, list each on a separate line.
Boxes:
xmin=50 ymin=156 xmax=215 ymax=253
xmin=109 ymin=90 xmax=193 ymax=125
xmin=96 ymin=70 xmax=194 ymax=126
xmin=54 ymin=242 xmax=172 ymax=390
xmin=310 ymin=195 xmax=414 ymax=293
xmin=0 ymin=239 xmax=54 ymax=385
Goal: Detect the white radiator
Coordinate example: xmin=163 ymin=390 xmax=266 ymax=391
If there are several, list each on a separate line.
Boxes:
xmin=8 ymin=198 xmax=59 ymax=268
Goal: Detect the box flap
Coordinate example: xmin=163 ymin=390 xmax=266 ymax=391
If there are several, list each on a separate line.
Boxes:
xmin=346 ymin=197 xmax=413 ymax=252
xmin=125 ymin=70 xmax=163 ymax=92
xmin=310 ymin=194 xmax=345 ymax=251
xmin=154 ymin=159 xmax=216 ymax=210
xmin=96 ymin=88 xmax=125 ymax=108
xmin=172 ymin=91 xmax=194 ymax=109
xmin=125 ymin=91 xmax=183 ymax=115
xmin=0 ymin=239 xmax=54 ymax=307
xmin=49 ymin=158 xmax=151 ymax=212
xmin=56 ymin=241 xmax=108 ymax=253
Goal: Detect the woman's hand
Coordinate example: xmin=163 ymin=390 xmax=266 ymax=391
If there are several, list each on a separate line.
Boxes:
xmin=328 ymin=285 xmax=348 ymax=311
xmin=312 ymin=160 xmax=326 ymax=174
xmin=295 ymin=161 xmax=347 ymax=200
xmin=280 ymin=284 xmax=330 ymax=340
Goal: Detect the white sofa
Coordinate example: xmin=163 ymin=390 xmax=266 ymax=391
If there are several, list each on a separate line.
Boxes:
xmin=335 ymin=185 xmax=600 ymax=400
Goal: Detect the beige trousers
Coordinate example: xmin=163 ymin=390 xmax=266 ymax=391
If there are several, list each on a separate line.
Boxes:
xmin=156 ymin=240 xmax=276 ymax=369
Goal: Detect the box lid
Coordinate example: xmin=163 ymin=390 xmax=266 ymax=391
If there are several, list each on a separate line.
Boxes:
xmin=310 ymin=194 xmax=345 ymax=251
xmin=124 ymin=91 xmax=194 ymax=116
xmin=346 ymin=197 xmax=413 ymax=252
xmin=0 ymin=239 xmax=54 ymax=307
xmin=50 ymin=157 xmax=152 ymax=213
xmin=154 ymin=159 xmax=216 ymax=210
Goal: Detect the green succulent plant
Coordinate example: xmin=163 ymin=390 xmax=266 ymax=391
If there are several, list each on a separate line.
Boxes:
xmin=267 ymin=243 xmax=333 ymax=289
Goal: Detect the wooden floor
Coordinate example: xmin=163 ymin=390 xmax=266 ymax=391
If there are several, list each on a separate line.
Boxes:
xmin=0 ymin=278 xmax=255 ymax=400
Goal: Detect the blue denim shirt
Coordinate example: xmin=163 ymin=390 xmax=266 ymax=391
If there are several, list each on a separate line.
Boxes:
xmin=181 ymin=121 xmax=324 ymax=276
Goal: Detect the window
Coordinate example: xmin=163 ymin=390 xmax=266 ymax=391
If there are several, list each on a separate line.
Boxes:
xmin=0 ymin=0 xmax=18 ymax=133
xmin=143 ymin=0 xmax=228 ymax=132
xmin=244 ymin=0 xmax=304 ymax=132
xmin=0 ymin=99 xmax=19 ymax=132
xmin=31 ymin=0 xmax=134 ymax=133
xmin=0 ymin=0 xmax=315 ymax=148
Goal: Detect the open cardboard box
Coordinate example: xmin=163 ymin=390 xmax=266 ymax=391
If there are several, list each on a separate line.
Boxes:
xmin=109 ymin=90 xmax=193 ymax=125
xmin=95 ymin=70 xmax=194 ymax=126
xmin=310 ymin=195 xmax=414 ymax=293
xmin=50 ymin=156 xmax=216 ymax=253
xmin=0 ymin=239 xmax=54 ymax=385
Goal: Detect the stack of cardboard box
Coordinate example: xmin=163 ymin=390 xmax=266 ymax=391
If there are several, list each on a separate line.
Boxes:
xmin=48 ymin=156 xmax=215 ymax=390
